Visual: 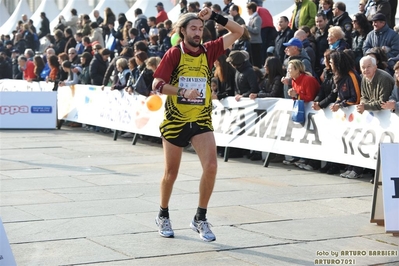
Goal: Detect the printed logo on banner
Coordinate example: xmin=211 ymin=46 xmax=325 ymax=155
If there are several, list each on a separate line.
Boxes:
xmin=0 ymin=106 xmax=29 ymax=115
xmin=31 ymin=106 xmax=52 ymax=113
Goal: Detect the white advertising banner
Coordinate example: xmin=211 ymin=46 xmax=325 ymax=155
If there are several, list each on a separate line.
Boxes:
xmin=380 ymin=143 xmax=399 ymax=233
xmin=56 ymin=85 xmax=399 ymax=169
xmin=0 ymin=80 xmax=53 ymax=92
xmin=0 ymin=92 xmax=57 ymax=129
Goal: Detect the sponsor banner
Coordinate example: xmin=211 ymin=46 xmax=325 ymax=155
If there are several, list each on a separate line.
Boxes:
xmin=56 ymin=85 xmax=399 ymax=169
xmin=0 ymin=79 xmax=53 ymax=92
xmin=0 ymin=91 xmax=57 ymax=129
xmin=380 ymin=143 xmax=399 ymax=233
xmin=57 ymin=85 xmax=164 ymax=136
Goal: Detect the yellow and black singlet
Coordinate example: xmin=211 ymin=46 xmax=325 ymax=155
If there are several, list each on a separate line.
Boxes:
xmin=160 ymin=43 xmax=214 ymax=139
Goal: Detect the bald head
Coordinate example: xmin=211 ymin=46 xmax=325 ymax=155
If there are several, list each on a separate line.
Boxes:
xmin=294 ymin=29 xmax=307 ymax=41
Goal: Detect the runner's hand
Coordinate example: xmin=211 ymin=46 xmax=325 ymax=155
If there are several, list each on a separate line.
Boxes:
xmin=198 ymin=7 xmax=211 ymax=20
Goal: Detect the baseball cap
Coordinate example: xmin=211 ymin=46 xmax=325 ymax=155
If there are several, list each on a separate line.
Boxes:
xmin=11 ymin=49 xmax=19 ymax=53
xmin=226 ymin=50 xmax=246 ymax=66
xmin=155 ymin=2 xmax=163 ymax=7
xmin=5 ymin=40 xmax=12 ymax=46
xmin=283 ymin=38 xmax=303 ymax=49
xmin=267 ymin=46 xmax=275 ymax=54
xmin=372 ymin=13 xmax=386 ymax=21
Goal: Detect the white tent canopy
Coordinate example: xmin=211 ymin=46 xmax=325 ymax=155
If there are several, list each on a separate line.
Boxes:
xmin=30 ymin=0 xmax=60 ymax=30
xmin=0 ymin=0 xmax=32 ymax=35
xmin=125 ymin=0 xmax=176 ymax=22
xmin=168 ymin=0 xmax=294 ymax=24
xmin=0 ymin=0 xmax=10 ymax=26
xmin=89 ymin=0 xmax=130 ymax=21
xmin=49 ymin=0 xmax=92 ymax=33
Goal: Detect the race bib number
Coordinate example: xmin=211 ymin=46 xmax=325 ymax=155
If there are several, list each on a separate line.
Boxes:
xmin=177 ymin=76 xmax=207 ymax=105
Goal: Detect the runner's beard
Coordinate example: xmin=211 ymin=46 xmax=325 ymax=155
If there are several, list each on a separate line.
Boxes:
xmin=186 ymin=35 xmax=201 ymax=47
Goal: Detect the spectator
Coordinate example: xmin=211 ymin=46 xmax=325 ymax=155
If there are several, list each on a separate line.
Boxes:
xmin=179 ymin=0 xmax=188 ymax=16
xmin=58 ymin=52 xmax=69 ymax=81
xmin=313 ymin=49 xmax=335 ymax=110
xmin=89 ymin=48 xmax=111 ymax=85
xmin=327 ymin=26 xmax=348 ymax=51
xmin=367 ymin=0 xmax=392 ymax=28
xmin=122 ymin=21 xmax=133 ymax=43
xmin=11 ymin=49 xmax=22 ymax=79
xmin=68 ymin=48 xmax=79 ymax=65
xmin=246 ymin=2 xmax=263 ymax=68
xmin=82 ymin=36 xmax=93 ymax=55
xmin=127 ymin=28 xmax=143 ymax=48
xmin=46 ymin=54 xmax=60 ymax=90
xmin=363 ymin=13 xmax=399 ymax=69
xmin=24 ymin=49 xmax=34 ymax=61
xmin=101 ymin=8 xmax=116 ymax=41
xmin=381 ymin=61 xmax=399 ymax=114
xmin=319 ymin=0 xmax=334 ymax=25
xmin=133 ymin=9 xmax=149 ymax=40
xmin=365 ymin=47 xmax=389 ymax=71
xmin=32 ymin=55 xmax=46 ymax=81
xmin=155 ymin=2 xmax=169 ymax=24
xmin=352 ymin=13 xmax=373 ymax=69
xmin=53 ymin=29 xmax=66 ymax=55
xmin=111 ymin=58 xmax=131 ymax=90
xmin=314 ymin=12 xmax=329 ymax=75
xmin=229 ymin=5 xmax=245 ymax=25
xmin=145 ymin=56 xmax=161 ymax=73
xmin=231 ymin=26 xmax=252 ymax=61
xmin=13 ymin=33 xmax=27 ymax=56
xmin=212 ymin=54 xmax=237 ymax=100
xmin=294 ymin=29 xmax=316 ymax=71
xmin=59 ymin=60 xmax=80 ymax=86
xmin=22 ymin=24 xmax=36 ymax=51
xmin=93 ymin=10 xmax=104 ymax=26
xmin=90 ymin=22 xmax=105 ymax=48
xmin=222 ymin=0 xmax=234 ymax=15
xmin=143 ymin=17 xmax=158 ymax=40
xmin=38 ymin=12 xmax=50 ymax=39
xmin=18 ymin=55 xmax=35 ymax=80
xmin=3 ymin=40 xmax=13 ymax=57
xmin=59 ymin=9 xmax=79 ymax=35
xmin=357 ymin=55 xmax=394 ymax=114
xmin=329 ymin=51 xmax=361 ymax=111
xmin=134 ymin=51 xmax=153 ymax=93
xmin=274 ymin=16 xmax=294 ymax=64
xmin=0 ymin=54 xmax=12 ymax=79
xmin=227 ymin=50 xmax=259 ymax=101
xmin=75 ymin=33 xmax=84 ymax=55
xmin=77 ymin=52 xmax=92 ymax=85
xmin=158 ymin=28 xmax=171 ymax=56
xmin=81 ymin=15 xmax=92 ymax=37
xmin=332 ymin=2 xmax=353 ymax=48
xmin=125 ymin=57 xmax=139 ymax=95
xmin=64 ymin=28 xmax=77 ymax=54
xmin=103 ymin=46 xmax=134 ymax=86
xmin=28 ymin=19 xmax=36 ymax=34
xmin=287 ymin=59 xmax=320 ymax=101
xmin=257 ymin=5 xmax=277 ymax=66
xmin=291 ymin=0 xmax=318 ymax=31
xmin=250 ymin=56 xmax=284 ymax=99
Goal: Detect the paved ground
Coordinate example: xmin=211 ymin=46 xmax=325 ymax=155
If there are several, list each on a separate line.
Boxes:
xmin=0 ymin=127 xmax=398 ymax=266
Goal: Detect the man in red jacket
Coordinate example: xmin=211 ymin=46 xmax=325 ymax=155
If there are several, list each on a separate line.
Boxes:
xmin=18 ymin=55 xmax=35 ymax=81
xmin=155 ymin=2 xmax=169 ymax=24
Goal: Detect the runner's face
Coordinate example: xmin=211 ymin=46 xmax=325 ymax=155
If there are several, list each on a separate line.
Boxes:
xmin=182 ymin=19 xmax=203 ymax=48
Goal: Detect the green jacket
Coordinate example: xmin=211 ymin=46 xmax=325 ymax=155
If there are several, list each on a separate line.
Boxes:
xmin=291 ymin=0 xmax=317 ymax=30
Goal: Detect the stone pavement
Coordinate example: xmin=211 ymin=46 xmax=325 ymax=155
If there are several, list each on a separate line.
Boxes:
xmin=0 ymin=127 xmax=398 ymax=266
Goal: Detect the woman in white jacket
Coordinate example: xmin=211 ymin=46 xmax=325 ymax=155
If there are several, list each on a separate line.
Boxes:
xmin=90 ymin=22 xmax=105 ymax=48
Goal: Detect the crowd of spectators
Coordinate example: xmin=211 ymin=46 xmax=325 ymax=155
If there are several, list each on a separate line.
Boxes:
xmin=1 ymin=0 xmax=398 ymax=179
